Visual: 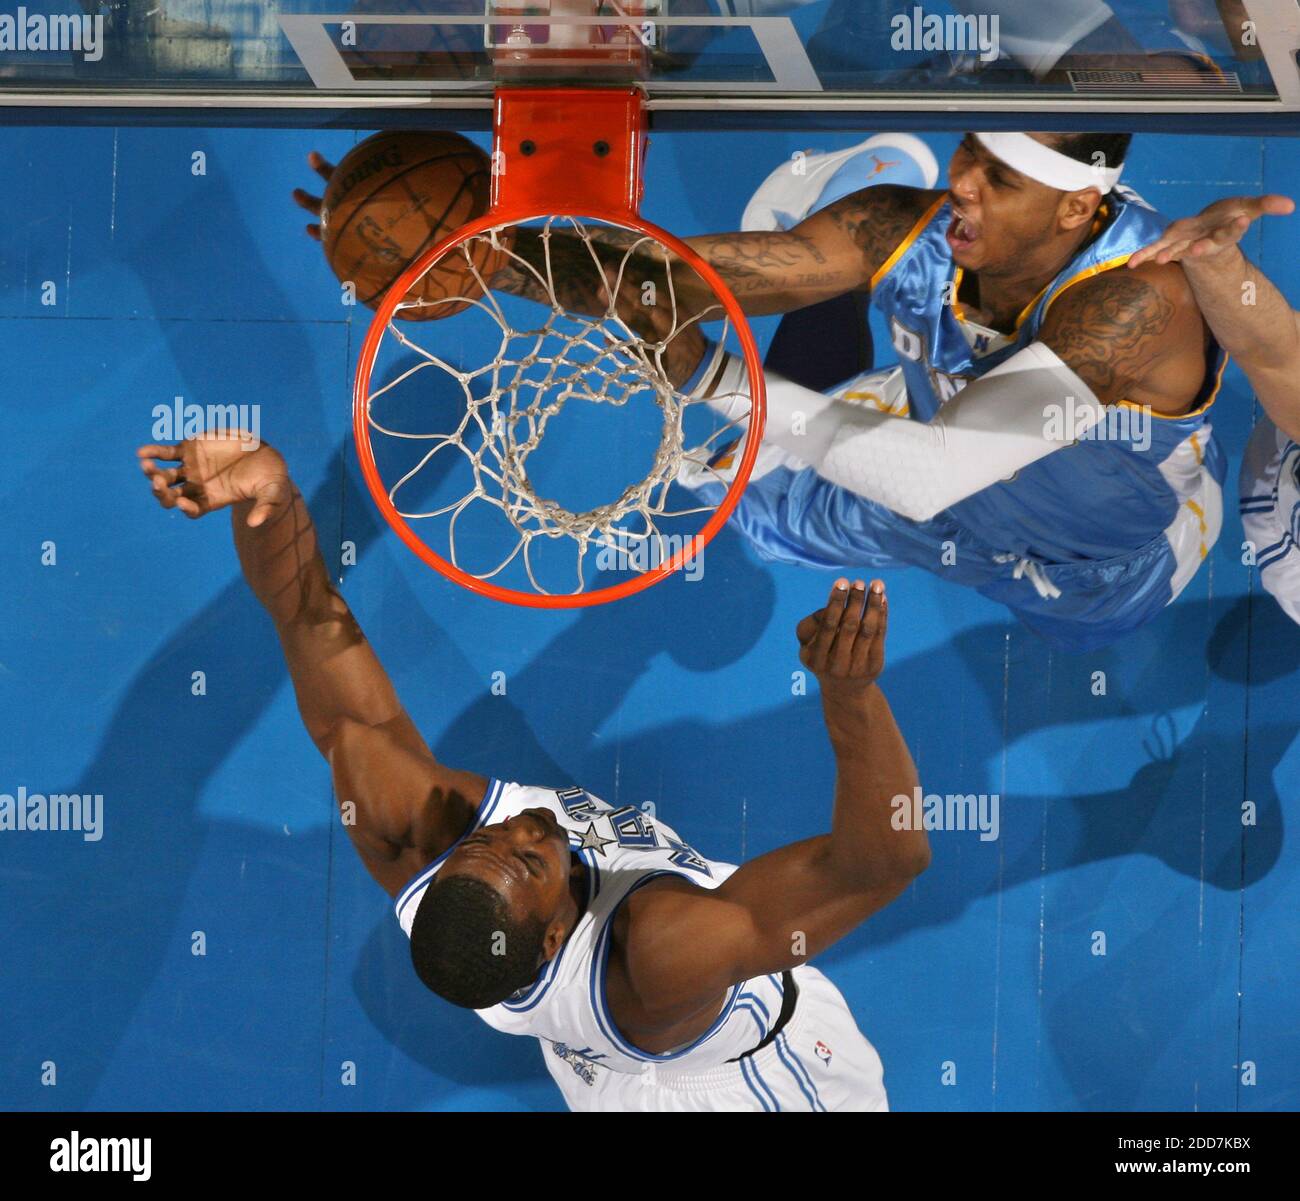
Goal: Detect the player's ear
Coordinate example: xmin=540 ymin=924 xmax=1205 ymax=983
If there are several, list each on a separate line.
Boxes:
xmin=542 ymin=920 xmax=567 ymax=963
xmin=1060 ymin=189 xmax=1102 ymax=233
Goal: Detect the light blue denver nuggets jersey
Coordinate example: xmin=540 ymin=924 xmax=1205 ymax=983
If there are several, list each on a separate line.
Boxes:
xmin=870 ymin=185 xmax=1228 ymax=562
xmin=394 ymin=779 xmax=791 ymax=1082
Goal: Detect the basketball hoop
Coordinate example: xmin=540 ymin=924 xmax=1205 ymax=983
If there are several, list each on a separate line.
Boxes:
xmin=352 ymin=81 xmax=766 ymax=608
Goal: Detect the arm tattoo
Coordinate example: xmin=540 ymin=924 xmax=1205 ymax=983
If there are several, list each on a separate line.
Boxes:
xmin=681 ymin=186 xmax=934 ymax=312
xmin=1041 ymin=273 xmax=1177 ymax=401
xmin=487 ymin=224 xmax=720 ymax=347
xmin=488 ymin=225 xmax=664 ymax=313
xmin=487 ymin=184 xmax=933 ymax=319
xmin=820 ymin=185 xmax=937 ymax=285
xmin=697 ymin=232 xmax=828 ymax=297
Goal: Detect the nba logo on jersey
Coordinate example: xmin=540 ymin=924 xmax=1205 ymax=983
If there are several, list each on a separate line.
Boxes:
xmin=815 ymin=1041 xmax=833 ymax=1064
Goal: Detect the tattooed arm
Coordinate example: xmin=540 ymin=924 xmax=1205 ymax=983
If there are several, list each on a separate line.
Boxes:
xmin=488 ymin=223 xmax=651 ymax=309
xmin=681 ymin=185 xmax=940 ymax=315
xmin=1037 ymin=262 xmax=1212 ymax=415
xmin=489 ymin=185 xmax=942 ymax=319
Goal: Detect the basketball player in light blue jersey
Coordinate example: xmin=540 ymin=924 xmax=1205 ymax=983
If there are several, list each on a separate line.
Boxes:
xmin=290 ymin=129 xmax=1224 ymax=652
xmin=668 ymin=131 xmax=1227 ymax=652
xmin=135 ymin=429 xmax=930 ymax=1112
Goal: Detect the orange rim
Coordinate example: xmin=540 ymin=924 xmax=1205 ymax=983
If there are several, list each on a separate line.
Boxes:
xmin=352 ymin=208 xmax=767 ymax=609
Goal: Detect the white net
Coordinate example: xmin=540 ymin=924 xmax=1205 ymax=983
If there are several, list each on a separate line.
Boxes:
xmin=361 ymin=214 xmax=758 ymax=597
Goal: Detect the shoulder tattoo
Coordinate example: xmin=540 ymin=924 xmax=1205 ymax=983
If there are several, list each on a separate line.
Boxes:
xmin=821 ymin=185 xmax=938 ymax=284
xmin=1042 ymin=272 xmax=1178 ymax=401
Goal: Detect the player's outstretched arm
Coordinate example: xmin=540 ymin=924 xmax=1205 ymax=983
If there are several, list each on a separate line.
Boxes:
xmin=623 ymin=581 xmax=927 ymax=1020
xmin=1129 ymin=193 xmax=1300 ymax=443
xmin=136 ymin=433 xmax=485 ymax=895
xmin=294 ymin=150 xmax=936 ymax=320
xmin=512 ymin=183 xmax=940 ymax=326
xmin=679 ymin=184 xmax=941 ymax=315
xmin=482 ymin=184 xmax=937 ymax=323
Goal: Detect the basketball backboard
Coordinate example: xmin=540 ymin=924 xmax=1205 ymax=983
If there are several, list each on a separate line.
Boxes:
xmin=1 ymin=1 xmax=1299 ymax=125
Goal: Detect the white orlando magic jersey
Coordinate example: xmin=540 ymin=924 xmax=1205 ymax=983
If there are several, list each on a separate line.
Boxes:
xmin=1241 ymin=418 xmax=1300 ymax=626
xmin=394 ymin=779 xmax=792 ymax=1080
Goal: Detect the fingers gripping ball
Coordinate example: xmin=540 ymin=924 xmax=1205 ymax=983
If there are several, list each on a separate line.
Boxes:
xmin=320 ymin=130 xmax=511 ymax=320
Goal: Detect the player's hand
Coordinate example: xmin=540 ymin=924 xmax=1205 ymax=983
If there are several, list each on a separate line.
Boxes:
xmin=137 ymin=434 xmax=293 ymax=526
xmin=796 ymin=578 xmax=888 ymax=696
xmin=291 ymin=150 xmax=335 ymax=242
xmin=1128 ymin=194 xmax=1294 ymax=268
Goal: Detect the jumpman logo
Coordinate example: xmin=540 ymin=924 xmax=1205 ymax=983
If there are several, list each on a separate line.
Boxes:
xmin=868 ymin=154 xmax=901 ymax=177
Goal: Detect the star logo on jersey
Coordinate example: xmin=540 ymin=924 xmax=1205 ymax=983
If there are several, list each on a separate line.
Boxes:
xmin=815 ymin=1041 xmax=833 ymax=1065
xmin=577 ymin=822 xmax=616 ymax=856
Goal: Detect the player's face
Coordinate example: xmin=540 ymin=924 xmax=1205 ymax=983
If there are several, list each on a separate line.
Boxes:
xmin=439 ymin=808 xmax=573 ymax=920
xmin=945 ymin=134 xmax=1066 ymax=272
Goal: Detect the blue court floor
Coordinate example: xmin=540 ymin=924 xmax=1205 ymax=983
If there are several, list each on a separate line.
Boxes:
xmin=0 ymin=124 xmax=1296 ymax=1112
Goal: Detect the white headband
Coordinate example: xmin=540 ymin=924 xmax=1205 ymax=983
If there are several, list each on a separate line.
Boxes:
xmin=973 ymin=132 xmax=1124 ymax=195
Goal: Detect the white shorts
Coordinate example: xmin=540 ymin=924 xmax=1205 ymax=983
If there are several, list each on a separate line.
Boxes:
xmin=1240 ymin=417 xmax=1300 ymax=626
xmin=540 ymin=965 xmax=888 ymax=1113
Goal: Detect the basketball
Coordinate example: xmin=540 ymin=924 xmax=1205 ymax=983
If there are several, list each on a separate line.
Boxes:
xmin=320 ymin=130 xmax=507 ymax=321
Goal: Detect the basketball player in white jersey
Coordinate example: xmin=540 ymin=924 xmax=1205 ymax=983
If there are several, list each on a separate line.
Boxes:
xmin=135 ymin=430 xmax=930 ymax=1112
xmin=1130 ymin=192 xmax=1300 ymax=626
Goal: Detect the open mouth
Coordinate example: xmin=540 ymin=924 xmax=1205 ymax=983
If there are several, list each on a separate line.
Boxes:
xmin=947 ymin=211 xmax=980 ymax=250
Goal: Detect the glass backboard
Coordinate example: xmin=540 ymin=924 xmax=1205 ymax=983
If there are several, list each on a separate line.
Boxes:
xmin=0 ymin=1 xmax=1298 ymax=123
